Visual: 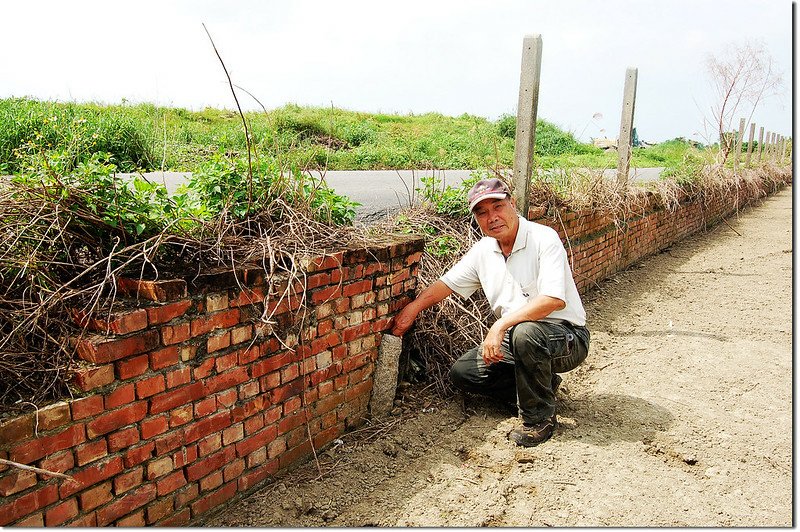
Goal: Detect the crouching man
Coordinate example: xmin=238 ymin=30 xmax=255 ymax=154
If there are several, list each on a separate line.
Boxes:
xmin=391 ymin=178 xmax=589 ymax=446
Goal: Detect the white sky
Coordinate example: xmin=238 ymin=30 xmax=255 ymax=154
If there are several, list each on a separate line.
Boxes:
xmin=1 ymin=0 xmax=793 ymax=143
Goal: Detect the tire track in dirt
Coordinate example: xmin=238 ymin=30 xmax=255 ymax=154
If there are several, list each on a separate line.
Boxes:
xmin=204 ymin=185 xmax=792 ymax=527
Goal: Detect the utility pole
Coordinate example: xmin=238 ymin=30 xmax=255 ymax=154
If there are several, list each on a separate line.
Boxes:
xmin=512 ymin=34 xmax=543 ymax=218
xmin=616 ymin=67 xmax=638 ymax=186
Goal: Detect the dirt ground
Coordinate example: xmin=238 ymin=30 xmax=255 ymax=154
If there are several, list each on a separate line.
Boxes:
xmin=204 ymin=186 xmax=793 ymax=527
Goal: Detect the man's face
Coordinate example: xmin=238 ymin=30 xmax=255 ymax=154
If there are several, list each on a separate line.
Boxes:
xmin=472 ymin=196 xmax=519 ymax=242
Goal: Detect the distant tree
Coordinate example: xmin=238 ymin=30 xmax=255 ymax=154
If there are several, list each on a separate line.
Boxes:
xmin=705 ymin=41 xmax=783 ymax=163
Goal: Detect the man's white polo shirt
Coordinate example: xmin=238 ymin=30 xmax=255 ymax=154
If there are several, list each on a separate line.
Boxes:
xmin=440 ymin=216 xmax=586 ymax=326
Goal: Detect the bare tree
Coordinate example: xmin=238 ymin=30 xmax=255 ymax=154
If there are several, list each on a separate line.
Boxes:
xmin=705 ymin=41 xmax=783 ymax=163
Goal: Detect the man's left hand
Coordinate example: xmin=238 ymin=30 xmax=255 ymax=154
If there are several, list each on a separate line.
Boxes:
xmin=482 ymin=322 xmax=506 ymax=365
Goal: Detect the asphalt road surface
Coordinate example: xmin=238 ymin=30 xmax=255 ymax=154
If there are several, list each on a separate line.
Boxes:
xmin=122 ymin=167 xmax=664 ymax=221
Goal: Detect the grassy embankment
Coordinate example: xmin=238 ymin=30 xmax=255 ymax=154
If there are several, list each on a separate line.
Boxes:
xmin=0 ymin=97 xmax=699 ymax=176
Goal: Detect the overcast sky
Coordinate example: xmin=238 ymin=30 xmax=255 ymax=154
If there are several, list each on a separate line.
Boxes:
xmin=2 ymin=0 xmax=792 ymax=143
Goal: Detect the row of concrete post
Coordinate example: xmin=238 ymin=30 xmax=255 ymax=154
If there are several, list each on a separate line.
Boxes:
xmin=733 ymin=117 xmax=789 ymax=171
xmin=511 ymin=34 xmax=791 ymax=216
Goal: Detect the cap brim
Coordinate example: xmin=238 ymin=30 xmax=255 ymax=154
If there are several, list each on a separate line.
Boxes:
xmin=469 ymin=193 xmax=509 ymax=211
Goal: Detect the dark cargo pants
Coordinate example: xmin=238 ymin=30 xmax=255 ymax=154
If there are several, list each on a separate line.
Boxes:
xmin=449 ymin=320 xmax=590 ymax=425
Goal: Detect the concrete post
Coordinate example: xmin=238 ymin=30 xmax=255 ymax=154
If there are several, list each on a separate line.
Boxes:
xmin=616 ymin=67 xmax=638 ymax=186
xmin=745 ymin=122 xmax=756 ymax=167
xmin=369 ymin=334 xmax=402 ymax=417
xmin=764 ymin=131 xmax=772 ymax=161
xmin=756 ymin=127 xmax=765 ymax=163
xmin=770 ymin=132 xmax=777 ymax=161
xmin=734 ymin=117 xmax=745 ymax=172
xmin=512 ymin=34 xmax=543 ymax=217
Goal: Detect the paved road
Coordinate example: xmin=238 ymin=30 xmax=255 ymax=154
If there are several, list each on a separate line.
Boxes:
xmin=125 ymin=167 xmax=664 ymax=221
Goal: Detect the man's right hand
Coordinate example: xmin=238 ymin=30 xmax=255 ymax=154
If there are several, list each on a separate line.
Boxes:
xmin=390 ymin=280 xmax=453 ymax=337
xmin=391 ymin=305 xmax=417 ymax=336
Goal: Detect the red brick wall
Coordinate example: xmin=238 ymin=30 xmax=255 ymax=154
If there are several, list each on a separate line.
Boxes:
xmin=0 ymin=176 xmax=789 ymax=526
xmin=528 ymin=177 xmax=791 ymax=294
xmin=0 ymin=237 xmax=423 ymax=527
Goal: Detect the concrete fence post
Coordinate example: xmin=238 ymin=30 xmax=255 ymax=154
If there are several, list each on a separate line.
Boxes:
xmin=757 ymin=127 xmax=765 ymax=163
xmin=734 ymin=117 xmax=746 ymax=172
xmin=745 ymin=122 xmax=756 ymax=167
xmin=770 ymin=132 xmax=777 ymax=161
xmin=764 ymin=131 xmax=772 ymax=161
xmin=512 ymin=34 xmax=543 ymax=217
xmin=616 ymin=67 xmax=638 ymax=186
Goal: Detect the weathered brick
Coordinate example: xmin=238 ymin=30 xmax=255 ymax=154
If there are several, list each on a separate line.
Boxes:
xmin=74 ymin=439 xmax=108 ymax=466
xmin=123 ymin=441 xmax=155 ymax=469
xmin=198 ymin=433 xmax=222 ymax=457
xmin=149 ymin=346 xmax=180 ymax=370
xmin=173 ymin=444 xmax=198 ymax=469
xmin=117 ymin=277 xmax=187 ymax=303
xmin=37 ymin=402 xmax=71 ymax=431
xmin=222 ymin=423 xmax=244 ymax=446
xmin=116 ymin=354 xmax=150 ymax=380
xmin=141 ymin=415 xmax=169 ymax=440
xmin=86 ymin=401 xmax=147 ymax=438
xmin=0 ymin=414 xmax=34 ymax=445
xmin=38 ymin=449 xmax=74 ymax=475
xmin=78 ymin=480 xmax=113 ymax=511
xmin=107 ymin=425 xmax=140 ymax=452
xmin=190 ymin=309 xmax=241 ymax=338
xmin=310 ymin=285 xmax=342 ymax=304
xmin=0 ymin=484 xmax=58 ymax=526
xmin=161 ymin=322 xmax=191 ymax=346
xmin=169 ymin=404 xmax=194 ymax=428
xmin=166 ymin=366 xmax=191 ymax=389
xmin=76 ymin=330 xmax=160 ymax=364
xmin=207 ymin=331 xmax=231 ymax=353
xmin=204 ymin=367 xmax=249 ymax=395
xmin=9 ymin=424 xmax=85 ymax=464
xmin=156 ymin=470 xmax=187 ymax=496
xmin=206 ymin=293 xmax=229 ymax=312
xmin=237 ymin=461 xmax=278 ymax=493
xmin=95 ymin=483 xmax=156 ymax=526
xmin=149 ymin=382 xmax=205 ymax=415
xmin=43 ymin=496 xmax=78 ymax=526
xmin=146 ymin=456 xmax=174 ymax=480
xmin=193 ymin=396 xmax=216 ymax=418
xmin=0 ymin=470 xmax=37 ymax=497
xmin=116 ymin=509 xmax=146 ymax=527
xmin=145 ymin=495 xmax=175 ymax=524
xmin=13 ymin=511 xmax=44 ymax=527
xmin=60 ymin=456 xmax=124 ymax=498
xmin=72 ymin=364 xmax=115 ymax=391
xmin=136 ymin=374 xmax=166 ymax=399
xmin=185 ymin=446 xmax=236 ymax=482
xmin=146 ymin=299 xmax=192 ymax=325
xmin=231 ymin=324 xmax=253 ymax=345
xmin=154 ymin=431 xmax=184 ymax=455
xmin=234 ymin=425 xmax=278 ymax=458
xmin=114 ymin=466 xmax=143 ymax=495
xmin=184 ymin=411 xmax=231 ymax=444
xmin=189 ymin=480 xmax=237 ymax=517
xmin=155 ymin=507 xmax=191 ymax=526
xmin=199 ymin=470 xmax=223 ymax=492
xmin=104 ymin=382 xmax=136 ymax=409
xmin=70 ymin=395 xmax=104 ymax=421
xmin=229 ymin=286 xmax=265 ymax=307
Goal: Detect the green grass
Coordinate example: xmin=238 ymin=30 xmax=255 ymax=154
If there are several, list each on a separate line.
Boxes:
xmin=1 ymin=97 xmax=699 ymax=175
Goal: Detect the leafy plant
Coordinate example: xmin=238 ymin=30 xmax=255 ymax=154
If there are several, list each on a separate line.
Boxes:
xmin=418 ymin=174 xmax=481 ymax=218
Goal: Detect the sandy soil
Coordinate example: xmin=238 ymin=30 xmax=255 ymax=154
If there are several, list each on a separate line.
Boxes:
xmin=204 ymin=186 xmax=793 ymax=527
